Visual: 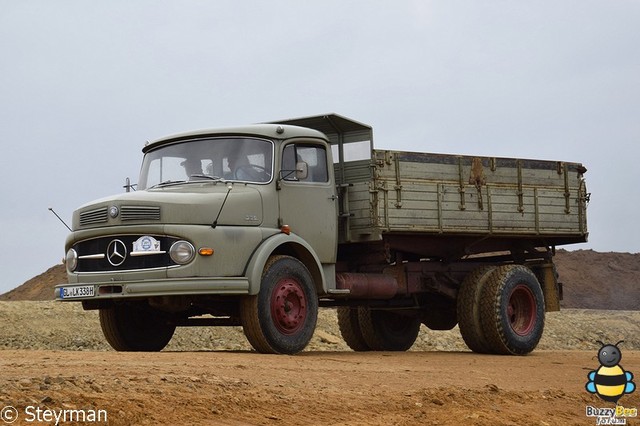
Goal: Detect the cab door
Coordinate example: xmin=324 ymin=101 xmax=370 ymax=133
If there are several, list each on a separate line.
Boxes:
xmin=278 ymin=141 xmax=338 ymax=263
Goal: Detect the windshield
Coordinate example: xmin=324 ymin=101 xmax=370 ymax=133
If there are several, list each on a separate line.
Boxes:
xmin=138 ymin=137 xmax=274 ymax=190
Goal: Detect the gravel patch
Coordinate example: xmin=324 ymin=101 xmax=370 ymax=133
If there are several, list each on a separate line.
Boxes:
xmin=1 ymin=301 xmax=639 ymax=353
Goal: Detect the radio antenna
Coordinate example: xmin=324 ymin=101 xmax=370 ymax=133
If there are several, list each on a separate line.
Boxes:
xmin=48 ymin=207 xmax=72 ymax=232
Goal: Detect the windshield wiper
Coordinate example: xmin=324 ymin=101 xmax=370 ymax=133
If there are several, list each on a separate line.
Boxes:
xmin=149 ymin=180 xmax=187 ymax=189
xmin=149 ymin=175 xmax=225 ymax=190
xmin=189 ymin=174 xmax=224 ymax=182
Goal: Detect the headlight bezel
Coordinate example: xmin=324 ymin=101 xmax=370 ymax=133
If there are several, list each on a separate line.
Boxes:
xmin=169 ymin=240 xmax=196 ymax=265
xmin=65 ymin=248 xmax=78 ymax=272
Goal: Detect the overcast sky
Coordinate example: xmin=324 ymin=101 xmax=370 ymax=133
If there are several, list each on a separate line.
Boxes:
xmin=1 ymin=1 xmax=638 ymax=294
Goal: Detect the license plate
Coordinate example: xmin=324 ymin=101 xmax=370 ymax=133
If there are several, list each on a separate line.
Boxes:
xmin=60 ymin=285 xmax=95 ymax=299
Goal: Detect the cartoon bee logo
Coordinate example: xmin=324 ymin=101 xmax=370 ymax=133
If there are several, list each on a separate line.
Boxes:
xmin=586 ymin=340 xmax=636 ymax=403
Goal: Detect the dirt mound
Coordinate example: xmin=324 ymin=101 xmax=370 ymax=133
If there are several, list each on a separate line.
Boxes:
xmin=0 ymin=264 xmax=66 ymax=301
xmin=2 ymin=249 xmax=639 ymax=309
xmin=555 ymin=249 xmax=640 ymax=310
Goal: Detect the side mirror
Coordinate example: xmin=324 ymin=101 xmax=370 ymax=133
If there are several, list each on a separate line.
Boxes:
xmin=295 ymin=161 xmax=308 ymax=180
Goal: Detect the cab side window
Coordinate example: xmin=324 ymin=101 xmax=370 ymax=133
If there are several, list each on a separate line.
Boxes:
xmin=282 ymin=144 xmax=328 ymax=183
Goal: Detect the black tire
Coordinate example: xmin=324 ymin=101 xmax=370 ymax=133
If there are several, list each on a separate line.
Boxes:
xmin=457 ymin=266 xmax=496 ymax=353
xmin=337 ymin=307 xmax=371 ymax=351
xmin=479 ymin=265 xmax=545 ymax=355
xmin=358 ymin=308 xmax=421 ymax=351
xmin=240 ymin=255 xmax=318 ymax=354
xmin=99 ymin=303 xmax=175 ymax=351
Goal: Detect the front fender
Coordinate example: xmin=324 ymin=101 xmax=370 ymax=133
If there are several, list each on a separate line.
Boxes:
xmin=244 ymin=232 xmax=326 ymax=295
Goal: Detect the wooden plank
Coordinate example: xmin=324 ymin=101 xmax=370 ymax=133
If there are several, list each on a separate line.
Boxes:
xmin=374 ymin=152 xmax=583 ymax=190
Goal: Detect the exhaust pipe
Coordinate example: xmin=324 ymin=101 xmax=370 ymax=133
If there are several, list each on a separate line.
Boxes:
xmin=335 ymin=273 xmax=398 ymax=299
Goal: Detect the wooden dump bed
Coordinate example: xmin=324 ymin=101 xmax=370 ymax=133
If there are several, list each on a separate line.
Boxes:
xmin=338 ymin=150 xmax=588 ymax=252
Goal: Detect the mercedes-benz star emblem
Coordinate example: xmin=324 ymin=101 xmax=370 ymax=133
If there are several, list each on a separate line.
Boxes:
xmin=107 ymin=239 xmax=127 ymax=266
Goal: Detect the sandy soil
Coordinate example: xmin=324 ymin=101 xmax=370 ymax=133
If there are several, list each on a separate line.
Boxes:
xmin=1 ymin=302 xmax=640 ymax=425
xmin=1 ymin=350 xmax=639 ymax=426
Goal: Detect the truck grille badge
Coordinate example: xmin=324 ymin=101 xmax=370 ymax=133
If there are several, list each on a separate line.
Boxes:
xmin=107 ymin=239 xmax=127 ymax=266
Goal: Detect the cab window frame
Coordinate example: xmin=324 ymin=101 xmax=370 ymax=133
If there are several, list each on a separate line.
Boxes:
xmin=281 ymin=142 xmax=330 ymax=184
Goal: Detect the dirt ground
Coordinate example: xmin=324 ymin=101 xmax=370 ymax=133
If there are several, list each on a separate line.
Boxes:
xmin=1 ymin=304 xmax=640 ymax=425
xmin=1 ymin=249 xmax=639 ymax=425
xmin=1 ymin=349 xmax=639 ymax=426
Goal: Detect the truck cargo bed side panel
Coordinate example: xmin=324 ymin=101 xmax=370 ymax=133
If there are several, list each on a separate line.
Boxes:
xmin=339 ymin=150 xmax=587 ymax=251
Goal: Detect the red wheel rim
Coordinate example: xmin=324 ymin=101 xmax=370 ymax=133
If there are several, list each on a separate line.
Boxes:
xmin=507 ymin=284 xmax=537 ymax=336
xmin=270 ymin=278 xmax=307 ymax=335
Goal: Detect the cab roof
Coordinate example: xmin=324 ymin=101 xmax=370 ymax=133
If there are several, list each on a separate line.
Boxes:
xmin=143 ymin=113 xmax=372 ymax=152
xmin=143 ymin=123 xmax=327 ymax=153
xmin=268 ymin=113 xmax=373 ymax=145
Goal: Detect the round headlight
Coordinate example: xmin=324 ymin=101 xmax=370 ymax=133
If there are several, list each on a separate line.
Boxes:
xmin=169 ymin=240 xmax=195 ymax=265
xmin=66 ymin=248 xmax=78 ymax=272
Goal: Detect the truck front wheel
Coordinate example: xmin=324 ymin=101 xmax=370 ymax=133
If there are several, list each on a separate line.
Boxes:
xmin=357 ymin=308 xmax=420 ymax=351
xmin=99 ymin=302 xmax=176 ymax=351
xmin=240 ymin=255 xmax=318 ymax=354
xmin=479 ymin=265 xmax=545 ymax=355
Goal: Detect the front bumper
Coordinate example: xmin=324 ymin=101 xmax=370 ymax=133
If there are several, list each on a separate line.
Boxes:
xmin=55 ymin=277 xmax=250 ymax=301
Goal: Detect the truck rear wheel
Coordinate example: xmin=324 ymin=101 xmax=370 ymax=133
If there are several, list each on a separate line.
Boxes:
xmin=240 ymin=255 xmax=318 ymax=354
xmin=337 ymin=307 xmax=370 ymax=351
xmin=457 ymin=266 xmax=496 ymax=353
xmin=479 ymin=265 xmax=545 ymax=355
xmin=357 ymin=308 xmax=420 ymax=351
xmin=99 ymin=303 xmax=176 ymax=351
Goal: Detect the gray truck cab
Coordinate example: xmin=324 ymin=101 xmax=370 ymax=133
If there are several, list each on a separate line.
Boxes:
xmin=58 ymin=116 xmax=365 ymax=354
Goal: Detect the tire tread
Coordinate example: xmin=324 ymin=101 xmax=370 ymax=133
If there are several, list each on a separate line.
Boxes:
xmin=337 ymin=307 xmax=370 ymax=352
xmin=479 ymin=265 xmax=545 ymax=355
xmin=457 ymin=266 xmax=495 ymax=353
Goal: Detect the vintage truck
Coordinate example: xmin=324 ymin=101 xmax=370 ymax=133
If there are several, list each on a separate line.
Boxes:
xmin=55 ymin=114 xmax=588 ymax=355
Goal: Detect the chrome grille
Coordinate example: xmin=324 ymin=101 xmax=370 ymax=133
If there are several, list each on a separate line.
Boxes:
xmin=79 ymin=207 xmax=108 ymax=226
xmin=121 ymin=205 xmax=161 ymax=221
xmin=73 ymin=234 xmax=177 ymax=272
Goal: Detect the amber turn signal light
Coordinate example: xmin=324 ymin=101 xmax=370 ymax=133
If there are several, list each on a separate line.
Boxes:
xmin=198 ymin=247 xmax=214 ymax=256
